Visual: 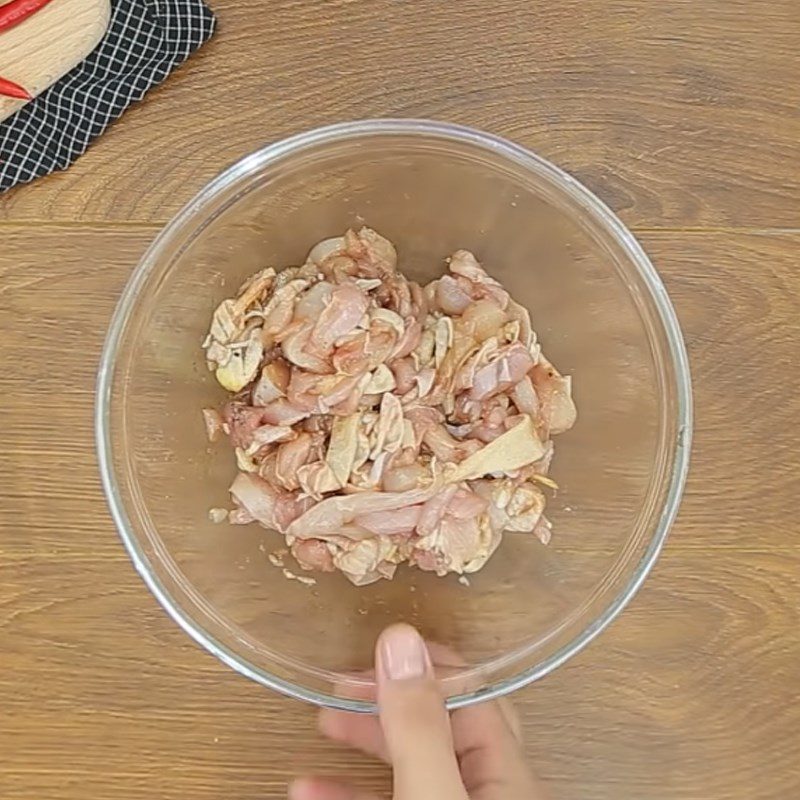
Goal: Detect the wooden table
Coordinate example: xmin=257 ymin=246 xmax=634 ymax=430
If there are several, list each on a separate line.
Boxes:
xmin=2 ymin=2 xmax=798 ymax=798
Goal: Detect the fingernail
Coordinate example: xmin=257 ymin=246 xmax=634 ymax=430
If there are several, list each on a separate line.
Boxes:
xmin=380 ymin=625 xmax=429 ymax=680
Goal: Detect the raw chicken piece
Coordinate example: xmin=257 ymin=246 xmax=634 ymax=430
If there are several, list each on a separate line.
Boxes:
xmin=292 ymin=539 xmax=336 ymax=572
xmin=531 ymin=358 xmax=578 ymax=435
xmin=229 ymin=472 xmax=310 ymax=533
xmin=423 ymin=424 xmax=482 ymax=464
xmin=448 ymin=250 xmax=509 ymax=309
xmin=434 ymin=275 xmax=472 ymax=315
xmin=281 ymin=323 xmax=332 ymax=374
xmin=355 ymin=505 xmax=424 ymax=537
xmin=274 ymin=433 xmax=314 ymax=491
xmin=309 ymin=283 xmax=369 ymax=354
xmin=417 ymin=484 xmax=459 ymax=537
xmin=201 ymin=228 xmax=576 ymax=585
xmin=286 ymin=483 xmax=442 ymax=540
xmin=258 ymin=398 xmax=310 ymax=426
xmin=223 ymin=403 xmax=268 ymax=449
xmin=469 ymin=343 xmax=535 ymax=401
xmin=252 ymin=361 xmax=290 ymax=406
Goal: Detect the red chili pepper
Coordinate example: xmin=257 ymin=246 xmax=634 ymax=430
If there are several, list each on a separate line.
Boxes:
xmin=0 ymin=75 xmax=31 ymax=100
xmin=0 ymin=0 xmax=54 ymax=32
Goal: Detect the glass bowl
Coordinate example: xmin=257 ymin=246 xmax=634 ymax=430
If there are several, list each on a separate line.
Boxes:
xmin=96 ymin=120 xmax=692 ymax=711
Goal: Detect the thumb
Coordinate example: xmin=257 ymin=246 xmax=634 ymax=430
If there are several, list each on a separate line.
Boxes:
xmin=376 ymin=625 xmax=468 ymax=800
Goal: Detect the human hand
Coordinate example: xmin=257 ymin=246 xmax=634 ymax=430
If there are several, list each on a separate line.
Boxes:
xmin=291 ymin=624 xmax=549 ymax=800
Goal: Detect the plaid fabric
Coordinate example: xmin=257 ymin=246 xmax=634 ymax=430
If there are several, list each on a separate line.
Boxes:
xmin=0 ymin=0 xmax=215 ymax=192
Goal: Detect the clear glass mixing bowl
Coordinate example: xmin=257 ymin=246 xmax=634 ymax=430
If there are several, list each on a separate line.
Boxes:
xmin=96 ymin=120 xmax=692 ymax=711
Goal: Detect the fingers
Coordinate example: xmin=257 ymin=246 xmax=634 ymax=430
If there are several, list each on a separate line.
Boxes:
xmin=318 ymin=707 xmax=389 ymax=762
xmin=289 ymin=777 xmax=379 ymax=800
xmin=318 ymin=637 xmax=522 ymax=766
xmin=415 ymin=639 xmax=523 ymax=745
xmin=314 ymin=627 xmax=542 ymax=799
xmin=407 ymin=637 xmax=536 ymax=797
xmin=451 ymin=702 xmax=547 ymax=799
xmin=317 ymin=667 xmax=388 ymax=762
xmin=497 ymin=697 xmax=524 ymax=743
xmin=376 ymin=624 xmax=469 ymax=800
xmin=316 ymin=691 xmax=519 ymax=764
xmin=317 ymin=699 xmax=540 ymax=800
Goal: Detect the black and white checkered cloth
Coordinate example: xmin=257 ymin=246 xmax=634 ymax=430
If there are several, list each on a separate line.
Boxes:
xmin=0 ymin=0 xmax=215 ymax=192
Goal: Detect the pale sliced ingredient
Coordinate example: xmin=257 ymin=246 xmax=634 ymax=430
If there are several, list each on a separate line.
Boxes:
xmin=363 ymin=363 xmax=396 ymax=394
xmin=326 ymin=413 xmax=361 ymax=485
xmin=216 ymin=329 xmax=263 ymax=392
xmin=235 ymin=267 xmax=276 ymax=312
xmin=370 ymin=393 xmax=404 ymax=458
xmin=415 ymin=368 xmax=436 ymax=399
xmin=371 ymin=307 xmax=405 ymax=338
xmin=335 ymin=538 xmax=395 ymax=585
xmin=206 ymin=299 xmax=241 ymax=350
xmin=448 ymin=416 xmax=546 ymax=482
xmin=202 ymin=408 xmax=224 ymax=442
xmin=434 ymin=316 xmax=454 ymax=368
xmin=532 ymin=360 xmax=578 ymax=434
xmin=235 ymin=447 xmax=259 ymax=473
xmin=462 ymin=519 xmax=502 ymax=573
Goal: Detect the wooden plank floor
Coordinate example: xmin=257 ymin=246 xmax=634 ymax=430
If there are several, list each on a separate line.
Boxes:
xmin=1 ymin=3 xmax=798 ymax=799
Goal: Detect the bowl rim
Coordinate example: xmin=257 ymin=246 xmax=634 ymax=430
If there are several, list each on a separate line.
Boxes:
xmin=96 ymin=118 xmax=693 ymax=712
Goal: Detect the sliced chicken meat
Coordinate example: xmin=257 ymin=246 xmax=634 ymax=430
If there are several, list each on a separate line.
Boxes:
xmin=202 ymin=228 xmax=576 ymax=584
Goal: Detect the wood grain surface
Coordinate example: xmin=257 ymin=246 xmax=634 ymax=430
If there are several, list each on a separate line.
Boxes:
xmin=1 ymin=2 xmax=799 ymax=799
xmin=0 ymin=0 xmax=110 ymax=122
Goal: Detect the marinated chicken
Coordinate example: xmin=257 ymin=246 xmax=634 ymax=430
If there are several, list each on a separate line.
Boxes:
xmin=202 ymin=228 xmax=576 ymax=585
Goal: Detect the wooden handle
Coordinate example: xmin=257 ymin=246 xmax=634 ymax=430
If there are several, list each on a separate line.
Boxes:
xmin=0 ymin=0 xmax=111 ymax=122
